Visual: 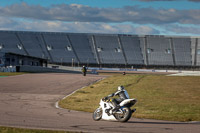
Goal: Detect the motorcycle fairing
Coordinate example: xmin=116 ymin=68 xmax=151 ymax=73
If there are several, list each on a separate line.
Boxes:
xmin=119 ymin=99 xmax=137 ymax=107
xmin=100 ymin=99 xmax=117 ymax=121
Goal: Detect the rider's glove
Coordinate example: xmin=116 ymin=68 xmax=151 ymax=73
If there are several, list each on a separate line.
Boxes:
xmin=108 ymin=93 xmax=114 ymax=97
xmin=103 ymin=96 xmax=108 ymax=101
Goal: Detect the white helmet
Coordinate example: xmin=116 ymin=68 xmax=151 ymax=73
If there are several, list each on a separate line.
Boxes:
xmin=118 ymin=86 xmax=124 ymax=91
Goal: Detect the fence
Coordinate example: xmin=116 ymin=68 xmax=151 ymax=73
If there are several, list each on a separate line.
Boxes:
xmin=0 ymin=66 xmax=16 ymax=72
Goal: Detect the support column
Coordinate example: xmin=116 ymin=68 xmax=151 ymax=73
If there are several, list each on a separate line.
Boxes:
xmin=41 ymin=34 xmax=54 ymax=62
xmin=144 ymin=36 xmax=149 ymax=66
xmin=194 ymin=38 xmax=198 ymax=66
xmin=170 ymin=38 xmax=176 ymax=66
xmin=15 ymin=33 xmax=29 ymax=56
xmin=35 ymin=35 xmax=47 ymax=59
xmin=91 ymin=35 xmax=101 ymax=65
xmin=117 ymin=35 xmax=127 ymax=65
xmin=66 ymin=35 xmax=80 ymax=64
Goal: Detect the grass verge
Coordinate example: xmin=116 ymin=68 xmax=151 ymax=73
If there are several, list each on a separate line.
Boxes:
xmin=0 ymin=126 xmax=77 ymax=133
xmin=0 ymin=72 xmax=26 ymax=76
xmin=59 ymin=74 xmax=200 ymax=122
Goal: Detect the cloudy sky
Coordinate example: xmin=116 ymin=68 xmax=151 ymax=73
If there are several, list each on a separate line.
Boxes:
xmin=0 ymin=0 xmax=200 ymax=36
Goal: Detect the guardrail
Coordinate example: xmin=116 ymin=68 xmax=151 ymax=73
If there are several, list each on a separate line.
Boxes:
xmin=0 ymin=66 xmax=16 ymax=72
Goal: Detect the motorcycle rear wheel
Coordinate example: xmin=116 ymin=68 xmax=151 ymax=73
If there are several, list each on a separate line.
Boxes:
xmin=93 ymin=107 xmax=102 ymax=121
xmin=114 ymin=107 xmax=132 ymax=122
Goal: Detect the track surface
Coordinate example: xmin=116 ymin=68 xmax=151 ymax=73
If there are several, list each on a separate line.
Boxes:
xmin=0 ymin=73 xmax=199 ymax=133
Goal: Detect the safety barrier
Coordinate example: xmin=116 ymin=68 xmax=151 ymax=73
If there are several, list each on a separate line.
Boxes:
xmin=0 ymin=66 xmax=16 ymax=72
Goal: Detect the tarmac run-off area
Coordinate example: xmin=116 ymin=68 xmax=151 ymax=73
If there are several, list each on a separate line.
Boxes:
xmin=0 ymin=73 xmax=199 ymax=133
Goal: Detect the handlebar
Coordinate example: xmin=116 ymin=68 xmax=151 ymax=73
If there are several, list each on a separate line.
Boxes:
xmin=102 ymin=96 xmax=112 ymax=102
xmin=102 ymin=96 xmax=108 ymax=101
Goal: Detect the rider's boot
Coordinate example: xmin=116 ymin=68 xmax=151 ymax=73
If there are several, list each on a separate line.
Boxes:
xmin=132 ymin=108 xmax=136 ymax=113
xmin=112 ymin=105 xmax=120 ymax=113
xmin=111 ymin=99 xmax=120 ymax=113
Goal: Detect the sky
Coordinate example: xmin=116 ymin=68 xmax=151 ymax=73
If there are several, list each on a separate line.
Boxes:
xmin=0 ymin=0 xmax=200 ymax=36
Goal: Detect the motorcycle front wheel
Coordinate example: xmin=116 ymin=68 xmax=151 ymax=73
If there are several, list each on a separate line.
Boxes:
xmin=114 ymin=107 xmax=132 ymax=122
xmin=93 ymin=107 xmax=102 ymax=121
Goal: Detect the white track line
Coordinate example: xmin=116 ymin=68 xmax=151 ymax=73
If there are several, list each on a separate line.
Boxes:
xmin=55 ymin=78 xmax=105 ymax=109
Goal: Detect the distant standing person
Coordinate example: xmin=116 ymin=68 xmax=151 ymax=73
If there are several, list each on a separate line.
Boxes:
xmin=82 ymin=65 xmax=87 ymax=76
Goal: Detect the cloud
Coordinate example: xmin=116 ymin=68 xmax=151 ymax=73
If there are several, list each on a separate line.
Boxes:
xmin=0 ymin=3 xmax=200 ymax=25
xmin=0 ymin=17 xmax=160 ymax=34
xmin=0 ymin=2 xmax=200 ymax=36
xmin=165 ymin=24 xmax=200 ymax=35
xmin=1 ymin=17 xmax=200 ymax=35
xmin=0 ymin=17 xmax=19 ymax=30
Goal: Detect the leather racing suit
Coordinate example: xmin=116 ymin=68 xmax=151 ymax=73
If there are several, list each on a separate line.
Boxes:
xmin=107 ymin=89 xmax=129 ymax=110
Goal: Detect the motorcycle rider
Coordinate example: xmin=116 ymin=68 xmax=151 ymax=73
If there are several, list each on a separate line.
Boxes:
xmin=105 ymin=86 xmax=129 ymax=113
xmin=81 ymin=65 xmax=87 ymax=76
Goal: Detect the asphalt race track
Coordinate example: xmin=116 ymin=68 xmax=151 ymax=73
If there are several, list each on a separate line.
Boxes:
xmin=0 ymin=73 xmax=199 ymax=133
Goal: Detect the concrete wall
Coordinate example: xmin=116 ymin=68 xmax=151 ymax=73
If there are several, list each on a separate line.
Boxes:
xmin=18 ymin=65 xmax=81 ymax=73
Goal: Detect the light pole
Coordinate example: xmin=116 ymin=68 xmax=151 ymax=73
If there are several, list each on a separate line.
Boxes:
xmin=72 ymin=58 xmax=74 ymax=67
xmin=61 ymin=58 xmax=63 ymax=66
xmin=87 ymin=58 xmax=89 ymax=67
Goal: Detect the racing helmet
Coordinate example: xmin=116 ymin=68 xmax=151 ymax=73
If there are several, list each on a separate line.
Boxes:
xmin=118 ymin=86 xmax=124 ymax=91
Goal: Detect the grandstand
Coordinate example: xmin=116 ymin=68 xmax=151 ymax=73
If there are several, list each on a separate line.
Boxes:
xmin=0 ymin=30 xmax=200 ymax=69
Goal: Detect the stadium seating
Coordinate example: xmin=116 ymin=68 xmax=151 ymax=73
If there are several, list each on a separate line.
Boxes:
xmin=146 ymin=36 xmax=174 ymax=66
xmin=68 ymin=34 xmax=97 ymax=64
xmin=196 ymin=38 xmax=200 ymax=66
xmin=119 ymin=35 xmax=144 ymax=65
xmin=0 ymin=30 xmax=198 ymax=68
xmin=0 ymin=31 xmax=27 ymax=55
xmin=94 ymin=35 xmax=126 ymax=64
xmin=17 ymin=33 xmax=49 ymax=59
xmin=42 ymin=33 xmax=77 ymax=63
xmin=173 ymin=38 xmax=192 ymax=66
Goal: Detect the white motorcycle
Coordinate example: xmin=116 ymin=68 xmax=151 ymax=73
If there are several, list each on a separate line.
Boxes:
xmin=93 ymin=97 xmax=137 ymax=122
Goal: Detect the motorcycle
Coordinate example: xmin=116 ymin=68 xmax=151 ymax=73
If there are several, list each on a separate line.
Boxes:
xmin=93 ymin=97 xmax=137 ymax=122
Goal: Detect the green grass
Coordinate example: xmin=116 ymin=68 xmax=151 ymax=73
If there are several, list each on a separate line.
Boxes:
xmin=0 ymin=126 xmax=77 ymax=133
xmin=0 ymin=76 xmax=8 ymax=78
xmin=0 ymin=72 xmax=26 ymax=76
xmin=59 ymin=74 xmax=200 ymax=122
